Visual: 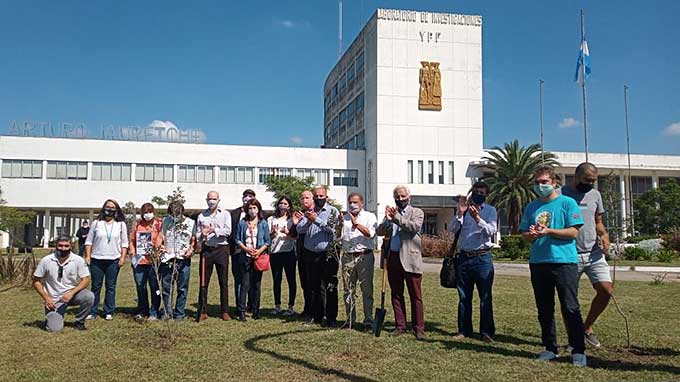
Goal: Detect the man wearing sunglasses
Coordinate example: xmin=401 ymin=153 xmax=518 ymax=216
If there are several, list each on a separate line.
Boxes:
xmin=33 ymin=235 xmax=94 ymax=332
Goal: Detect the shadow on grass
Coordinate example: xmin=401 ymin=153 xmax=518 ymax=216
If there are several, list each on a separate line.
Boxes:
xmin=243 ymin=328 xmax=380 ymax=382
xmin=425 ymin=322 xmax=538 ymax=347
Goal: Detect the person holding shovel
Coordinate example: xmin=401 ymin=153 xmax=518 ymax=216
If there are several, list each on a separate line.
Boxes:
xmin=340 ymin=192 xmax=377 ymax=332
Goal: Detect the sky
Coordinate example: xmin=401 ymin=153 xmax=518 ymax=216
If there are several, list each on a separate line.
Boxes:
xmin=1 ymin=0 xmax=679 ymax=155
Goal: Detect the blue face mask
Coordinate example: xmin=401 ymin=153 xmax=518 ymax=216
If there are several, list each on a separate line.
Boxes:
xmin=470 ymin=193 xmax=486 ymax=205
xmin=533 ymin=183 xmax=554 ymax=198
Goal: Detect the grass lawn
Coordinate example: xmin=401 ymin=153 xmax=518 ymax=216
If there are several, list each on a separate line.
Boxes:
xmin=1 ymin=259 xmax=679 ymax=382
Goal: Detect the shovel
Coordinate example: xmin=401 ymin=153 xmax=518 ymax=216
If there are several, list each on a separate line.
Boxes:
xmin=373 ymin=254 xmax=388 ymax=337
xmin=195 ymin=252 xmax=207 ymax=322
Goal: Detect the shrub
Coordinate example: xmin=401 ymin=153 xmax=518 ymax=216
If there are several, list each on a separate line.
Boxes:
xmin=623 ymin=246 xmax=650 ymax=261
xmin=500 ymin=235 xmax=530 ymax=260
xmin=656 ymin=249 xmax=678 ymax=263
xmin=421 ymin=233 xmax=453 ymax=258
xmin=624 ymin=235 xmax=659 ymax=244
xmin=662 ymin=228 xmax=680 ymax=252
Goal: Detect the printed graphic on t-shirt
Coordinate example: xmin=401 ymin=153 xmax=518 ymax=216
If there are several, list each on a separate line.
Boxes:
xmin=536 ymin=211 xmax=552 ymax=227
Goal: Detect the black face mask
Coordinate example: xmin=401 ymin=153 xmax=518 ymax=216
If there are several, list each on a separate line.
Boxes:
xmin=313 ymin=198 xmax=326 ymax=209
xmin=395 ymin=199 xmax=409 ymax=210
xmin=470 ymin=193 xmax=486 ymax=205
xmin=103 ymin=209 xmax=116 ymax=218
xmin=58 ymin=249 xmax=70 ymax=257
xmin=576 ymin=182 xmax=594 ymax=193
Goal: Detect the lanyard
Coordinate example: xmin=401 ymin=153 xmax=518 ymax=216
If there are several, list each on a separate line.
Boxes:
xmin=104 ymin=221 xmax=114 ymax=244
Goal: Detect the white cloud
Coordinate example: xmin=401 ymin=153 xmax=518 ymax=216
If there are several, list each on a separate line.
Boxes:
xmin=663 ymin=122 xmax=680 ymax=136
xmin=138 ymin=120 xmax=206 ymax=143
xmin=278 ymin=19 xmax=295 ymax=29
xmin=289 ymin=136 xmax=303 ymax=145
xmin=558 ymin=117 xmax=580 ymax=129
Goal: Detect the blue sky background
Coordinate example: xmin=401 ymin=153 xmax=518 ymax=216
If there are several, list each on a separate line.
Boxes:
xmin=1 ymin=0 xmax=679 ymax=154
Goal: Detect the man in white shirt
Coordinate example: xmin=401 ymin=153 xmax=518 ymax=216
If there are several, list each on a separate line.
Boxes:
xmin=32 ymin=236 xmax=94 ymax=331
xmin=340 ymin=192 xmax=378 ymax=331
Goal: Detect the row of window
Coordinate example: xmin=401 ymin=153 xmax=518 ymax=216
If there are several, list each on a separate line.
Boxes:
xmin=325 ymin=92 xmax=365 ymax=145
xmin=1 ymin=159 xmax=359 ymax=187
xmin=325 ymin=51 xmax=365 ymax=111
xmin=407 ymin=160 xmax=455 ymax=185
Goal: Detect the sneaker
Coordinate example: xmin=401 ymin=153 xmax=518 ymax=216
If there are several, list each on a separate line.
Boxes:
xmin=415 ymin=331 xmax=427 ymax=341
xmin=481 ymin=334 xmax=494 ymax=343
xmin=148 ymin=316 xmax=158 ymax=321
xmin=390 ymin=329 xmax=406 ymax=337
xmin=74 ymin=321 xmax=87 ymax=331
xmin=537 ymin=350 xmax=558 ymax=361
xmin=104 ymin=314 xmax=113 ymax=321
xmin=134 ymin=314 xmax=144 ymax=321
xmin=282 ymin=307 xmax=296 ymax=316
xmin=584 ymin=332 xmax=601 ymax=348
xmin=273 ymin=306 xmax=282 ymax=315
xmin=85 ymin=314 xmax=96 ymax=321
xmin=572 ymin=353 xmax=587 ymax=367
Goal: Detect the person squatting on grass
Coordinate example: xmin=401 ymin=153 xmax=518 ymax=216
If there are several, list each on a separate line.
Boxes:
xmin=520 ymin=166 xmax=587 ymax=367
xmin=84 ymin=199 xmax=129 ymax=321
xmin=33 ymin=235 xmax=94 ymax=331
xmin=561 ymin=162 xmax=613 ymax=348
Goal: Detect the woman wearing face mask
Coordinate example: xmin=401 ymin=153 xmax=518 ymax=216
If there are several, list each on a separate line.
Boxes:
xmin=234 ymin=199 xmax=270 ymax=321
xmin=160 ymin=201 xmax=195 ymax=321
xmin=267 ymin=196 xmax=298 ymax=316
xmin=128 ymin=203 xmax=163 ymax=320
xmin=84 ymin=199 xmax=129 ymax=320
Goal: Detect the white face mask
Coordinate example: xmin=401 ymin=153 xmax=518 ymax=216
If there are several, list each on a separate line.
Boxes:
xmin=207 ymin=199 xmax=219 ymax=209
xmin=248 ymin=209 xmax=259 ymax=218
xmin=143 ymin=213 xmax=154 ymax=221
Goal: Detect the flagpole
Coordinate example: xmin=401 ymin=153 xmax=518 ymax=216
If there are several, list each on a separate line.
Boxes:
xmin=580 ymin=9 xmax=589 ymax=162
xmin=624 ymin=84 xmax=634 ymax=235
xmin=539 ymin=79 xmax=545 ymax=166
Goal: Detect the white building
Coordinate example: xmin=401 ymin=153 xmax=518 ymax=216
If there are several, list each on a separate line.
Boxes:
xmin=1 ymin=8 xmax=680 ymax=246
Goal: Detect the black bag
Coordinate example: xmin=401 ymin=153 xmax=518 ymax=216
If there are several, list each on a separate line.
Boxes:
xmin=440 ymin=223 xmax=462 ymax=288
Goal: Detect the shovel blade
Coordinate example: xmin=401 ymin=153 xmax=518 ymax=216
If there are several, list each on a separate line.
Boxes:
xmin=373 ymin=308 xmax=387 ymax=337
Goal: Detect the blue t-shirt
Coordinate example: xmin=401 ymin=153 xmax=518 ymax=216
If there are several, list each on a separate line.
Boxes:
xmin=520 ymin=195 xmax=584 ymax=264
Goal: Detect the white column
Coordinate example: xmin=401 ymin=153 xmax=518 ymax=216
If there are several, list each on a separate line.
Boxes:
xmin=652 ymin=172 xmax=659 ymax=189
xmin=619 ymin=174 xmax=628 ymax=237
xmin=43 ymin=209 xmax=51 ymax=248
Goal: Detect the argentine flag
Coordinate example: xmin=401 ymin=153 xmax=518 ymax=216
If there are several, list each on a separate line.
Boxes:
xmin=574 ymin=38 xmax=591 ymax=84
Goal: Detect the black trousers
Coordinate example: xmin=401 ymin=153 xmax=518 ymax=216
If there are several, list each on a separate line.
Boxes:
xmin=530 ymin=263 xmax=586 ymax=354
xmin=232 ymin=252 xmax=263 ymax=313
xmin=271 ymin=250 xmax=297 ymax=307
xmin=200 ymin=245 xmax=230 ymax=314
xmin=297 ymin=236 xmax=309 ymax=315
xmin=303 ymin=248 xmax=339 ymax=323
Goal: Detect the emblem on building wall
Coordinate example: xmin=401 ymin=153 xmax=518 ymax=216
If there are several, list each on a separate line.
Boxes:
xmin=418 ymin=61 xmax=442 ymax=111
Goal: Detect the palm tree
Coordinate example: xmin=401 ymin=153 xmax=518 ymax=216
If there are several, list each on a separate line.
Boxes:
xmin=481 ymin=140 xmax=559 ymax=233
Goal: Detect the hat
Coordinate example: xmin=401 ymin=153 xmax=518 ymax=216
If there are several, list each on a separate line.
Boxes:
xmin=242 ymin=189 xmax=256 ymax=197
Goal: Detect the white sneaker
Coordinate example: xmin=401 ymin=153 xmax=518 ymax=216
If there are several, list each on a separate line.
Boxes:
xmin=134 ymin=314 xmax=144 ymax=321
xmin=537 ymin=350 xmax=558 ymax=361
xmin=104 ymin=314 xmax=113 ymax=321
xmin=572 ymin=353 xmax=587 ymax=367
xmin=148 ymin=316 xmax=158 ymax=321
xmin=282 ymin=307 xmax=296 ymax=316
xmin=85 ymin=314 xmax=96 ymax=320
xmin=274 ymin=306 xmax=282 ymax=315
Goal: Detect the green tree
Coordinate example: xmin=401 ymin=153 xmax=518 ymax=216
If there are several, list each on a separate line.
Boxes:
xmin=598 ymin=171 xmax=623 ymax=239
xmin=0 ymin=187 xmax=34 ymax=252
xmin=264 ymin=176 xmax=343 ymax=211
xmin=481 ymin=140 xmax=560 ymax=234
xmin=151 ymin=187 xmax=186 ymax=217
xmin=635 ymin=178 xmax=680 ymax=235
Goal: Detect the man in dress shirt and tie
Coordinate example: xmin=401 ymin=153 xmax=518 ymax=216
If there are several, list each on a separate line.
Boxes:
xmin=449 ymin=181 xmax=498 ymax=342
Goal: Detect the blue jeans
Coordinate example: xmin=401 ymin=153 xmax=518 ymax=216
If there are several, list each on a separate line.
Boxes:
xmin=160 ymin=258 xmax=191 ymax=320
xmin=90 ymin=258 xmax=121 ymax=316
xmin=456 ymin=252 xmax=495 ymax=337
xmin=132 ymin=264 xmax=160 ymax=318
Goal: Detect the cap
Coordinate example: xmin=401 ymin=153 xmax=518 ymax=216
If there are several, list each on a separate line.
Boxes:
xmin=242 ymin=189 xmax=256 ymax=197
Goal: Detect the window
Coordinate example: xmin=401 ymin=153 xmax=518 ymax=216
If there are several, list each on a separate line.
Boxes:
xmin=438 ymin=161 xmax=445 ymax=184
xmin=407 ymin=160 xmax=414 ymax=183
xmin=356 ymin=93 xmax=365 ymax=114
xmin=339 ymin=73 xmax=347 ymax=95
xmin=347 ymin=63 xmax=355 ymax=83
xmin=356 ymin=131 xmax=365 ymax=149
xmin=1 ymin=159 xmax=42 ymax=179
xmin=630 ymin=176 xmax=653 ymax=197
xmin=423 ymin=214 xmax=437 ymax=235
xmin=296 ymin=168 xmax=330 ymax=185
xmin=355 ymin=51 xmax=365 ymax=74
xmin=136 ymin=164 xmax=173 ymax=182
xmin=347 ymin=101 xmax=355 ymax=127
xmin=333 ymin=169 xmax=358 ymax=187
xmin=259 ymin=168 xmax=292 ymax=184
xmin=219 ymin=166 xmax=254 ymax=184
xmin=178 ymin=165 xmax=214 ymax=183
xmin=92 ymin=162 xmax=132 ymax=181
xmin=448 ymin=161 xmax=455 ymax=184
xmin=46 ymin=161 xmax=87 ymax=180
xmin=417 ymin=161 xmax=424 ymax=184
xmin=428 ymin=161 xmax=434 ymax=184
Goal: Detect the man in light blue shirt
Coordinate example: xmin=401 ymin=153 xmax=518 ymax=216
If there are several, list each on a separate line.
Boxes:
xmin=448 ymin=181 xmax=497 ymax=341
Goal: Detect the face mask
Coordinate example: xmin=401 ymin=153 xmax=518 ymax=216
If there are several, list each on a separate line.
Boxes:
xmin=103 ymin=209 xmax=115 ymax=217
xmin=58 ymin=249 xmax=70 ymax=257
xmin=248 ymin=209 xmax=259 ymax=218
xmin=278 ymin=204 xmax=289 ymax=212
xmin=395 ymin=198 xmax=409 ymax=210
xmin=349 ymin=202 xmax=361 ymax=213
xmin=533 ymin=184 xmax=554 ymax=198
xmin=314 ymin=198 xmax=326 ymax=209
xmin=470 ymin=193 xmax=486 ymax=205
xmin=142 ymin=213 xmax=154 ymax=221
xmin=576 ymin=182 xmax=594 ymax=193
xmin=207 ymin=199 xmax=219 ymax=209
xmin=242 ymin=196 xmax=253 ymax=205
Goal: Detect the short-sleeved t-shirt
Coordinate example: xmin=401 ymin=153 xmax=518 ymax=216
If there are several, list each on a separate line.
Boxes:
xmin=520 ymin=195 xmax=584 ymax=264
xmin=33 ymin=253 xmax=90 ymax=300
xmin=561 ymin=185 xmax=605 ymax=254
